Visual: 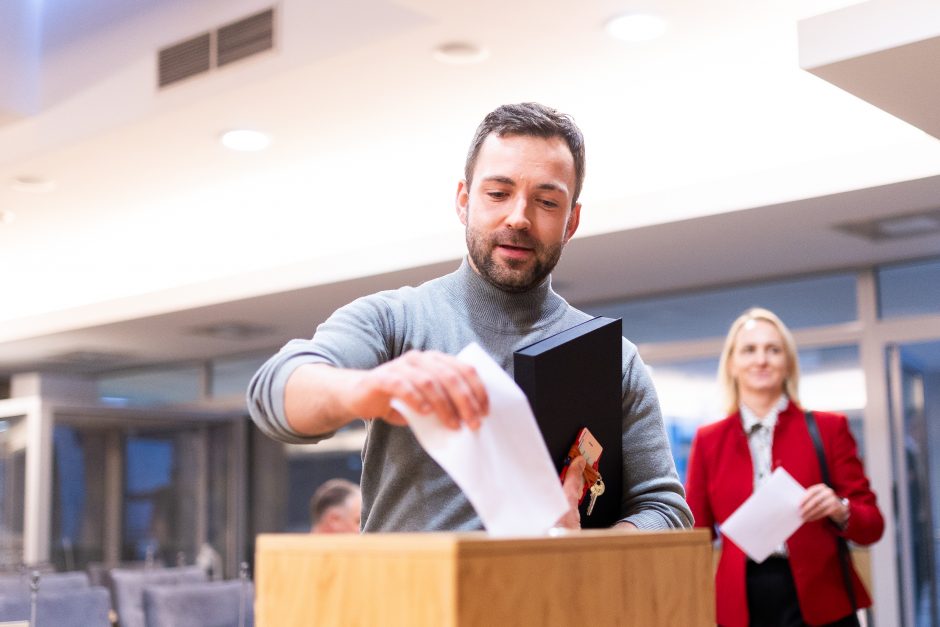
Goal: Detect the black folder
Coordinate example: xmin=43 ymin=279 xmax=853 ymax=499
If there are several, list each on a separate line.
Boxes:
xmin=513 ymin=316 xmax=623 ymax=528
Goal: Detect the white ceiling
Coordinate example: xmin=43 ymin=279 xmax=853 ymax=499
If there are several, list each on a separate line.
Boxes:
xmin=1 ymin=0 xmax=940 ymax=376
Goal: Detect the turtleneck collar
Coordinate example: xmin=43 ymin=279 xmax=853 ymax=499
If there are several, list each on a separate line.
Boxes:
xmin=442 ymin=257 xmax=567 ymax=332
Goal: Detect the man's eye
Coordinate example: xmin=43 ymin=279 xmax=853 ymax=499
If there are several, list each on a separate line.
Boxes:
xmin=487 ymin=191 xmax=508 ymax=200
xmin=539 ymin=198 xmax=559 ymax=209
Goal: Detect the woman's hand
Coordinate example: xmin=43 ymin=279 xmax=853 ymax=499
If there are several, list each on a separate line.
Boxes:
xmin=800 ymin=483 xmax=849 ymax=526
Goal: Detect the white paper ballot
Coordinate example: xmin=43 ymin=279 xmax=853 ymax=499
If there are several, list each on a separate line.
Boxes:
xmin=719 ymin=467 xmax=807 ymax=563
xmin=390 ymin=343 xmax=569 ymax=537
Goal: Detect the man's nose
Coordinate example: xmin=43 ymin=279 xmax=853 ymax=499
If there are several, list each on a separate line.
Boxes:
xmin=505 ymin=197 xmax=532 ymax=230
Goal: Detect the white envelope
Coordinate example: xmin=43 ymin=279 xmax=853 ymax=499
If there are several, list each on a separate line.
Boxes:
xmin=719 ymin=467 xmax=807 ymax=563
xmin=391 ymin=343 xmax=569 ymax=537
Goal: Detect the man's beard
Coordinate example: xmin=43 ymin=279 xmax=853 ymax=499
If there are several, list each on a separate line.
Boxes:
xmin=466 ymin=225 xmax=563 ymax=293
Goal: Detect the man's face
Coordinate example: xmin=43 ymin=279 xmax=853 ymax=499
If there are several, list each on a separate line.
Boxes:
xmin=319 ymin=493 xmax=362 ymax=533
xmin=456 ymin=133 xmax=581 ymax=292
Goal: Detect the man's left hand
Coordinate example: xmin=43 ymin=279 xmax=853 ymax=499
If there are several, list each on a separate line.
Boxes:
xmin=555 ymin=456 xmax=586 ymax=529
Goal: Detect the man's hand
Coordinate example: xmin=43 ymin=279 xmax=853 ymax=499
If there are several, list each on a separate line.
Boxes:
xmin=283 ymin=352 xmax=488 ymax=437
xmin=352 ymin=350 xmax=489 ymax=430
xmin=800 ymin=483 xmax=849 ymax=526
xmin=555 ymin=456 xmax=587 ymax=529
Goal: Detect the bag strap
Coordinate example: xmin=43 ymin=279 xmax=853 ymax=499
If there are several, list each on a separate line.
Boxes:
xmin=804 ymin=410 xmax=858 ymax=611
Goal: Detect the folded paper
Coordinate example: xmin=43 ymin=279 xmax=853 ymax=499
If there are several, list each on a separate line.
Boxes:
xmin=720 ymin=467 xmax=807 ymax=563
xmin=391 ymin=343 xmax=569 ymax=537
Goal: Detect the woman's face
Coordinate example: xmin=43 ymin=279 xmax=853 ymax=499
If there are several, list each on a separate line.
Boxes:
xmin=729 ymin=319 xmax=789 ymax=397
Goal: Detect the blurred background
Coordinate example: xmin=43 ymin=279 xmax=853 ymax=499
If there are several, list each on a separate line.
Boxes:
xmin=1 ymin=1 xmax=939 ymax=625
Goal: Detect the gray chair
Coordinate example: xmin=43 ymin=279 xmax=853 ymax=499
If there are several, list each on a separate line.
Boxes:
xmin=143 ymin=579 xmax=254 ymax=627
xmin=0 ymin=570 xmax=90 ymax=595
xmin=110 ymin=565 xmax=207 ymax=627
xmin=0 ymin=586 xmax=111 ymax=627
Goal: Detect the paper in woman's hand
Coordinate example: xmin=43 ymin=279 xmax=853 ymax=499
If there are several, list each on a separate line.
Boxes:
xmin=391 ymin=343 xmax=568 ymax=537
xmin=719 ymin=467 xmax=807 ymax=563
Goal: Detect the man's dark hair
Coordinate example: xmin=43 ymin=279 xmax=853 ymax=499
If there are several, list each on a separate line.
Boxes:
xmin=309 ymin=478 xmax=359 ymax=525
xmin=464 ymin=102 xmax=586 ymax=207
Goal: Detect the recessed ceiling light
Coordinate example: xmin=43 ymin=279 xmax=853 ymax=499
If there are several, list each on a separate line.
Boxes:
xmin=10 ymin=175 xmax=57 ymax=194
xmin=432 ymin=42 xmax=488 ymax=65
xmin=605 ymin=13 xmax=667 ymax=43
xmin=878 ymin=215 xmax=940 ymax=236
xmin=835 ymin=208 xmax=940 ymax=241
xmin=220 ymin=129 xmax=271 ymax=152
xmin=0 ymin=209 xmax=16 ymax=224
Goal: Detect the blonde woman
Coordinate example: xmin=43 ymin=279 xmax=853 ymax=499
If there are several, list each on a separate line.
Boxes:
xmin=685 ymin=308 xmax=883 ymax=627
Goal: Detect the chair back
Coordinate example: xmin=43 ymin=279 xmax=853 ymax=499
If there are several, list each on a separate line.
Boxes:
xmin=0 ymin=571 xmax=90 ymax=595
xmin=110 ymin=566 xmax=207 ymax=627
xmin=0 ymin=586 xmax=111 ymax=627
xmin=143 ymin=579 xmax=255 ymax=627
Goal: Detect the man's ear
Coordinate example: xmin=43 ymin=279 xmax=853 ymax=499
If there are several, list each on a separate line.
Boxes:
xmin=563 ymin=202 xmax=581 ymax=244
xmin=456 ymin=180 xmax=470 ymax=226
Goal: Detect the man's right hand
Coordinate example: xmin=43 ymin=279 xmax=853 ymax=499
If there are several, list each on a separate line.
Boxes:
xmin=351 ymin=350 xmax=489 ymax=430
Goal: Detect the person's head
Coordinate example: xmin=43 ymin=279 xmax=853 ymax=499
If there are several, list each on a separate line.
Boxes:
xmin=309 ymin=479 xmax=361 ymax=533
xmin=456 ymin=102 xmax=585 ymax=293
xmin=718 ymin=307 xmax=801 ymax=415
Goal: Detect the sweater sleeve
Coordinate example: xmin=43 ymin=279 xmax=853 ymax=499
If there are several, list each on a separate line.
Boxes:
xmin=246 ymin=293 xmax=397 ymax=444
xmin=618 ymin=341 xmax=694 ymax=530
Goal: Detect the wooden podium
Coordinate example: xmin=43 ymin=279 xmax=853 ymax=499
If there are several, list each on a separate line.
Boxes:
xmin=256 ymin=529 xmax=714 ymax=626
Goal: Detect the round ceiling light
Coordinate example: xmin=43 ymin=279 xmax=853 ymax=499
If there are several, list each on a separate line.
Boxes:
xmin=605 ymin=13 xmax=667 ymax=43
xmin=220 ymin=129 xmax=272 ymax=152
xmin=432 ymin=42 xmax=489 ymax=65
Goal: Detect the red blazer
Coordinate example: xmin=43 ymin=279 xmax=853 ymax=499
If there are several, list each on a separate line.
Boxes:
xmin=685 ymin=401 xmax=884 ymax=627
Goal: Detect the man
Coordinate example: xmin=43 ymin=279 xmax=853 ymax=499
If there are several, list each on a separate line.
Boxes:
xmin=309 ymin=479 xmax=362 ymax=533
xmin=248 ymin=102 xmax=691 ymax=532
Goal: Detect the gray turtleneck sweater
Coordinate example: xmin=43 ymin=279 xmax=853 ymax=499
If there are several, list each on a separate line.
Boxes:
xmin=247 ymin=258 xmax=692 ymax=531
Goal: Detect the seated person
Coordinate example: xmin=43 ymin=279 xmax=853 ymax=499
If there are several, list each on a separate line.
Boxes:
xmin=309 ymin=479 xmax=361 ymax=533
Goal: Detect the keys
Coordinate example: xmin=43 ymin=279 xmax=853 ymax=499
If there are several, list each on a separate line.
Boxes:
xmin=586 ymin=478 xmax=605 ymax=516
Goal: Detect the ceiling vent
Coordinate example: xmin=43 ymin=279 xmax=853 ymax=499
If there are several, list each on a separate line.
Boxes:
xmin=218 ymin=8 xmax=275 ymax=67
xmin=834 ymin=208 xmax=940 ymax=241
xmin=158 ymin=7 xmax=275 ymax=89
xmin=158 ymin=33 xmax=211 ymax=88
xmin=49 ymin=350 xmax=134 ymax=370
xmin=187 ymin=321 xmax=275 ymax=341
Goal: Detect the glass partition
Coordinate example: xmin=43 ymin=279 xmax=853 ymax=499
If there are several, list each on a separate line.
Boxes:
xmin=211 ymin=354 xmax=268 ymax=400
xmin=877 ymin=256 xmax=940 ymax=319
xmin=98 ymin=366 xmax=204 ymax=407
xmin=0 ymin=415 xmax=26 ymax=568
xmin=51 ymin=425 xmax=108 ymax=571
xmin=583 ymin=272 xmax=857 ymax=344
xmin=890 ymin=340 xmax=940 ymax=627
xmin=48 ymin=415 xmax=242 ymax=576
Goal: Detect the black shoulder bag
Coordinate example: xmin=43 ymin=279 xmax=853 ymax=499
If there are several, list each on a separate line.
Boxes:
xmin=804 ymin=410 xmax=858 ymax=612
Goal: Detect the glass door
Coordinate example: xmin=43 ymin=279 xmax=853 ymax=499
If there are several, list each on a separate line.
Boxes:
xmin=50 ymin=412 xmax=245 ymax=578
xmin=123 ymin=431 xmax=199 ymax=567
xmin=0 ymin=415 xmax=26 ymax=567
xmin=889 ymin=340 xmax=940 ymax=627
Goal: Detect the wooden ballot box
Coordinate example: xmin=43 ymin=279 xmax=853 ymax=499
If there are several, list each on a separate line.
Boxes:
xmin=256 ymin=529 xmax=714 ymax=626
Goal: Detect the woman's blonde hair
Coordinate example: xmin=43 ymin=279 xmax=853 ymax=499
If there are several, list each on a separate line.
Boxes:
xmin=718 ymin=307 xmax=801 ymax=415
